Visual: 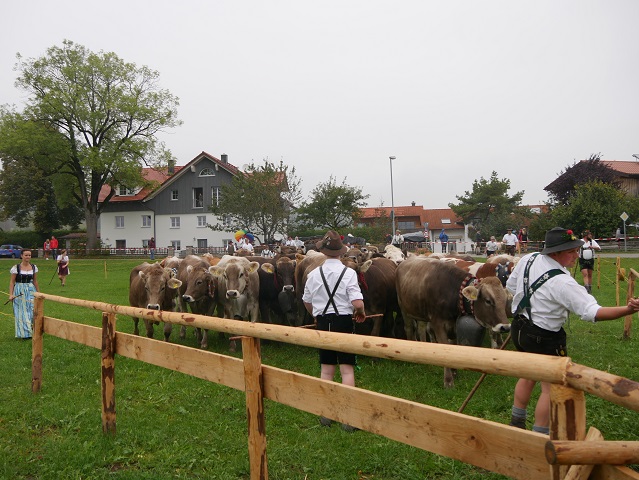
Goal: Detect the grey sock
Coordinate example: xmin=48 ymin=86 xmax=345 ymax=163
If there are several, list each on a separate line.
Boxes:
xmin=511 ymin=406 xmax=527 ymax=419
xmin=532 ymin=425 xmax=549 ymax=435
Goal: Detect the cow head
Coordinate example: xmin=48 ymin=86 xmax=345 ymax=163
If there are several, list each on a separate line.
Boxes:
xmin=384 ymin=245 xmax=406 ymax=265
xmin=211 ymin=261 xmax=260 ymax=299
xmin=261 ymin=257 xmax=296 ymax=293
xmin=182 ymin=265 xmax=216 ymax=303
xmin=461 ymin=276 xmax=511 ymax=333
xmin=139 ymin=264 xmax=180 ymax=310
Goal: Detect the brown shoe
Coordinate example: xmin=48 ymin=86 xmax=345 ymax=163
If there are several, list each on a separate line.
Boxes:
xmin=509 ymin=416 xmax=526 ymax=429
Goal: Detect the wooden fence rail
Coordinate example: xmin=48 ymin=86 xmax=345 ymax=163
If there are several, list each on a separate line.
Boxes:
xmin=31 ymin=293 xmax=639 ymax=480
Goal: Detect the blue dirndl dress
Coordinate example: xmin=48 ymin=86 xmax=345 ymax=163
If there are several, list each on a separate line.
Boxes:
xmin=11 ymin=264 xmax=38 ymax=338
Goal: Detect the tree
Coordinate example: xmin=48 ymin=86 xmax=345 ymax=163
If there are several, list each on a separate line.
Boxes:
xmin=0 ymin=40 xmax=181 ymax=250
xmin=209 ymin=160 xmax=302 ymax=243
xmin=296 ymin=176 xmax=369 ymax=231
xmin=544 ymin=153 xmax=619 ymax=205
xmin=547 ymin=180 xmax=639 ymax=238
xmin=449 ymin=171 xmax=527 ymax=237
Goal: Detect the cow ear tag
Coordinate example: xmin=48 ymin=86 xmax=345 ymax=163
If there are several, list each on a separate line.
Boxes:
xmin=461 ymin=285 xmax=479 ymax=301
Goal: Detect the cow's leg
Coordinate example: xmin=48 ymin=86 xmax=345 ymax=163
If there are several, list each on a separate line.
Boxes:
xmin=133 ymin=318 xmax=140 ymax=336
xmin=163 ymin=322 xmax=172 ymax=342
xmin=200 ymin=329 xmax=208 ymax=349
xmin=403 ymin=315 xmax=416 ymax=340
xmin=370 ymin=314 xmax=383 ymax=337
xmin=143 ymin=319 xmax=154 ymax=339
xmin=430 ymin=321 xmax=456 ymax=388
xmin=489 ymin=330 xmax=504 ymax=348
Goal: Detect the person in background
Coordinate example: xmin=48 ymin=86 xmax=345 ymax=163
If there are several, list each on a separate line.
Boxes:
xmin=475 ymin=230 xmax=482 ymax=255
xmin=43 ymin=238 xmax=51 ymax=260
xmin=9 ymin=249 xmax=39 ymax=339
xmin=518 ymin=227 xmax=528 ymax=253
xmin=56 ymin=249 xmax=70 ymax=287
xmin=391 ymin=229 xmax=404 ymax=248
xmin=148 ymin=237 xmax=156 ymax=260
xmin=439 ymin=229 xmax=449 ymax=253
xmin=502 ymin=228 xmax=518 ymax=256
xmin=485 ymin=236 xmax=498 ymax=257
xmin=303 ymin=230 xmax=366 ymax=432
xmin=506 ymin=227 xmax=639 ymax=434
xmin=579 ymin=230 xmax=601 ymax=294
xmin=50 ymin=235 xmax=59 ymax=258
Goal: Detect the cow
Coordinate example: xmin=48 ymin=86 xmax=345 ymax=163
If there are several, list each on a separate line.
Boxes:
xmin=384 ymin=244 xmax=406 ymax=264
xmin=252 ymin=255 xmax=298 ymax=326
xmin=341 ymin=256 xmax=403 ymax=338
xmin=129 ymin=262 xmax=181 ymax=341
xmin=396 ymin=257 xmax=511 ymax=388
xmin=294 ymin=251 xmax=330 ymax=325
xmin=175 ymin=255 xmax=219 ymax=349
xmin=209 ymin=255 xmax=261 ymax=324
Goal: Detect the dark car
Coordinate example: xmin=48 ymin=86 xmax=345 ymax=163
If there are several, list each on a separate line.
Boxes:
xmin=0 ymin=244 xmax=23 ymax=258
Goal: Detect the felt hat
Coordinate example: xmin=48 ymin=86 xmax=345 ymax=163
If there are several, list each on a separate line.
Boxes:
xmin=316 ymin=230 xmax=348 ymax=257
xmin=541 ymin=227 xmax=584 ymax=255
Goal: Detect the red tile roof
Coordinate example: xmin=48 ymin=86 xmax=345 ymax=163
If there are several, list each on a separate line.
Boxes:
xmin=601 ymin=160 xmax=639 ymax=176
xmin=97 ymin=166 xmax=183 ymax=203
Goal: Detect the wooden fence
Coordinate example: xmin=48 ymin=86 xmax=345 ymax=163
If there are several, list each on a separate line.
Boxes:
xmin=31 ymin=293 xmax=639 ymax=480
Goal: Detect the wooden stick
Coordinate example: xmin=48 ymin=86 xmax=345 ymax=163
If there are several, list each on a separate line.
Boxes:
xmin=458 ymin=333 xmax=511 ymax=413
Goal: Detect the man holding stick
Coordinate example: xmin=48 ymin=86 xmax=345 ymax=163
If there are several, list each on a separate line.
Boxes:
xmin=506 ymin=227 xmax=639 ymax=434
xmin=303 ymin=230 xmax=366 ymax=432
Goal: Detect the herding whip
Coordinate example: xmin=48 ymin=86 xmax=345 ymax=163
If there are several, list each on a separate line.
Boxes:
xmin=4 ymin=293 xmax=23 ymax=305
xmin=48 ymin=264 xmax=59 ymax=285
xmin=458 ymin=333 xmax=511 ymax=413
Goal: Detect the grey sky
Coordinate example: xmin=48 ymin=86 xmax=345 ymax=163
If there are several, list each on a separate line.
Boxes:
xmin=2 ymin=1 xmax=639 ymax=209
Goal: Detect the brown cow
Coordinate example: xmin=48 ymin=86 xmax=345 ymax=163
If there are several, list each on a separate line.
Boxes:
xmin=209 ymin=255 xmax=260 ymax=323
xmin=252 ymin=255 xmax=298 ymax=326
xmin=175 ymin=255 xmax=219 ymax=349
xmin=129 ymin=262 xmax=181 ymax=341
xmin=396 ymin=257 xmax=510 ymax=388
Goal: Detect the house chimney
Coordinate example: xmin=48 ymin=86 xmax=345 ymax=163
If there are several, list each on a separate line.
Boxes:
xmin=167 ymin=159 xmax=175 ymax=175
xmin=221 ymin=154 xmax=228 ymax=164
xmin=411 ymin=201 xmax=416 ymax=206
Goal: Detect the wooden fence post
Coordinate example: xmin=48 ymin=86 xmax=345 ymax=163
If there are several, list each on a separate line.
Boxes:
xmin=549 ymin=383 xmax=586 ymax=479
xmin=32 ymin=296 xmax=44 ymax=393
xmin=624 ymin=269 xmax=636 ymax=339
xmin=242 ymin=336 xmax=268 ymax=480
xmin=616 ymin=257 xmax=621 ymax=306
xmin=101 ymin=312 xmax=116 ymax=435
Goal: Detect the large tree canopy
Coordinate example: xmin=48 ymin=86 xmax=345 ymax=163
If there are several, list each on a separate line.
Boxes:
xmin=544 ymin=153 xmax=619 ymax=205
xmin=0 ymin=40 xmax=181 ymax=249
xmin=449 ymin=171 xmax=527 ymax=237
xmin=296 ymin=176 xmax=369 ymax=231
xmin=209 ymin=160 xmax=302 ymax=243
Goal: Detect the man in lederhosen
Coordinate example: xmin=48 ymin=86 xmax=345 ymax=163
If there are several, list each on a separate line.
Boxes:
xmin=303 ymin=230 xmax=366 ymax=432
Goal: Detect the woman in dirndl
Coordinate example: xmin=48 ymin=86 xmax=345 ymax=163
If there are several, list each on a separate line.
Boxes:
xmin=9 ymin=249 xmax=39 ymax=339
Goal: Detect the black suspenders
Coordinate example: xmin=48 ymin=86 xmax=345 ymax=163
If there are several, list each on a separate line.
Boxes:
xmin=319 ymin=266 xmax=347 ymax=316
xmin=517 ymin=253 xmax=565 ymax=320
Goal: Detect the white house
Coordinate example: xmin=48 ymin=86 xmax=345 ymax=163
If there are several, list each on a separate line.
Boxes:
xmin=99 ymin=152 xmax=239 ymax=253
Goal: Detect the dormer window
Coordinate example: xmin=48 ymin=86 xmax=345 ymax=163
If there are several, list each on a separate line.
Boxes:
xmin=117 ymin=186 xmax=135 ymax=196
xmin=199 ymin=168 xmax=215 ymax=177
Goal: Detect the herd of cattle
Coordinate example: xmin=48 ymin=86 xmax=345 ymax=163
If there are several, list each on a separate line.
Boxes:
xmin=128 ymin=244 xmax=519 ymax=387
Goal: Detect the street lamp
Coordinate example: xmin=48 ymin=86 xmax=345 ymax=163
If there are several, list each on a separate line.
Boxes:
xmin=389 ymin=156 xmax=396 ymax=235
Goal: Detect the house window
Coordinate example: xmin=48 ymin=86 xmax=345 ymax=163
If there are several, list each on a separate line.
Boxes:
xmin=193 ymin=187 xmax=203 ymax=208
xmin=441 ymin=218 xmax=451 ymax=224
xmin=118 ymin=186 xmax=135 ymax=196
xmin=171 ymin=240 xmax=181 ymax=250
xmin=197 ymin=239 xmax=208 ymax=249
xmin=142 ymin=215 xmax=151 ymax=227
xmin=212 ymin=186 xmax=222 ymax=206
xmin=199 ymin=168 xmax=215 ymax=177
xmin=398 ymin=221 xmax=413 ymax=230
xmin=197 ymin=215 xmax=207 ymax=227
xmin=115 ymin=216 xmax=124 ymax=228
xmin=170 ymin=217 xmax=180 ymax=228
xmin=222 ymin=215 xmax=231 ymax=226
xmin=115 ymin=240 xmax=126 ymax=251
xmin=171 ymin=189 xmax=178 ymax=201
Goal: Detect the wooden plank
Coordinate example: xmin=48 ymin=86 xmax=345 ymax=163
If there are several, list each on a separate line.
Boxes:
xmin=101 ymin=312 xmax=116 ymax=435
xmin=32 ymin=297 xmax=44 ymax=393
xmin=550 ymin=384 xmax=587 ymax=479
xmin=261 ymin=364 xmax=550 ymax=480
xmin=547 ymin=440 xmax=639 ymax=465
xmin=242 ymin=337 xmax=268 ymax=480
xmin=555 ymin=427 xmax=602 ymax=480
xmin=43 ymin=316 xmax=102 ymax=349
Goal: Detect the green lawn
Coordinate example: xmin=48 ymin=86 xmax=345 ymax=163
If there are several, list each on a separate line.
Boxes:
xmin=0 ymin=256 xmax=637 ymax=479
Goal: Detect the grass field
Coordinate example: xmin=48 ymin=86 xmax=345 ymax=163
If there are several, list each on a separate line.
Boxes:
xmin=0 ymin=255 xmax=637 ymax=479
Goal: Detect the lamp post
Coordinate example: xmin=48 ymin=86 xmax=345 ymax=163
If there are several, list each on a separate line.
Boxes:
xmin=389 ymin=156 xmax=396 ymax=235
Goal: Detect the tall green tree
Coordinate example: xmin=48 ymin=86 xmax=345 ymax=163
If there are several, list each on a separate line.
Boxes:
xmin=209 ymin=160 xmax=302 ymax=243
xmin=296 ymin=176 xmax=369 ymax=230
xmin=449 ymin=171 xmax=527 ymax=237
xmin=0 ymin=40 xmax=181 ymax=250
xmin=548 ymin=180 xmax=639 ymax=238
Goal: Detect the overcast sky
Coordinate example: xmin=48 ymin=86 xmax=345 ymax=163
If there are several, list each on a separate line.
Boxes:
xmin=2 ymin=1 xmax=639 ymax=209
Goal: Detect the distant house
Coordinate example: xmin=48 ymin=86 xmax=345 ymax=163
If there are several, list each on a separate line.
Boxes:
xmin=358 ymin=204 xmax=466 ymax=248
xmin=98 ymin=152 xmax=239 ymax=253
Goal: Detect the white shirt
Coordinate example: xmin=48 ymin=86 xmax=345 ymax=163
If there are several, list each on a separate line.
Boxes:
xmin=486 ymin=240 xmax=498 ymax=252
xmin=506 ymin=253 xmax=600 ymax=331
xmin=502 ymin=233 xmax=519 ymax=246
xmin=580 ymin=239 xmax=600 ymax=260
xmin=391 ymin=234 xmax=404 ymax=245
xmin=302 ymin=258 xmax=363 ymax=317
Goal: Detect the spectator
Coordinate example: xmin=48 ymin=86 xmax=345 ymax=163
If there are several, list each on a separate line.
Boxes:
xmin=439 ymin=229 xmax=449 ymax=253
xmin=485 ymin=236 xmax=498 ymax=257
xmin=43 ymin=239 xmax=51 ymax=260
xmin=148 ymin=237 xmax=156 ymax=260
xmin=50 ymin=236 xmax=59 ymax=258
xmin=579 ymin=230 xmax=600 ymax=294
xmin=502 ymin=228 xmax=518 ymax=256
xmin=391 ymin=229 xmax=404 ymax=248
xmin=57 ymin=249 xmax=70 ymax=287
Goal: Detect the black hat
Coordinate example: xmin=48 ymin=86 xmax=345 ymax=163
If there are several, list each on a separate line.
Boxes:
xmin=541 ymin=227 xmax=584 ymax=254
xmin=316 ymin=230 xmax=348 ymax=257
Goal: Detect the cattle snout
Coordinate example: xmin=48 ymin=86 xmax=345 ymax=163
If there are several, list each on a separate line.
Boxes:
xmin=491 ymin=323 xmax=511 ymax=333
xmin=182 ymin=294 xmax=195 ymax=303
xmin=226 ymin=289 xmax=240 ymax=299
xmin=282 ymin=285 xmax=294 ymax=293
xmin=146 ymin=304 xmax=161 ymax=310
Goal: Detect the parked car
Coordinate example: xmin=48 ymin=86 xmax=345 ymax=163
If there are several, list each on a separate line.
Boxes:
xmin=0 ymin=244 xmax=23 ymax=258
